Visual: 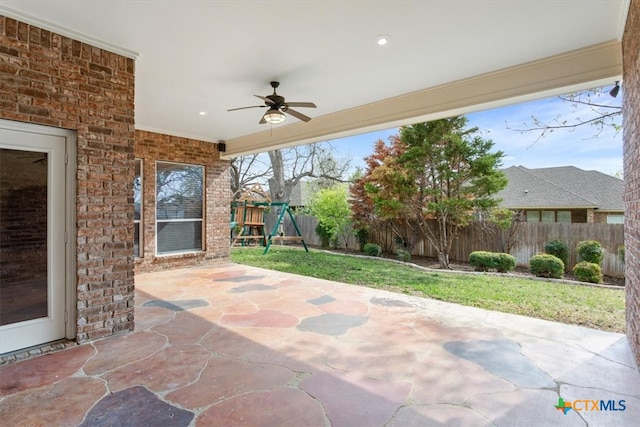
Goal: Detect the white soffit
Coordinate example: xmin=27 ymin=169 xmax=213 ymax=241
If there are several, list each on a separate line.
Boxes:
xmin=223 ymin=41 xmax=622 ymax=157
xmin=0 ymin=1 xmax=630 ymax=155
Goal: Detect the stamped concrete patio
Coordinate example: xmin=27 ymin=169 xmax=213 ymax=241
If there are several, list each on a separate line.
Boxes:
xmin=1 ymin=263 xmax=638 ymax=426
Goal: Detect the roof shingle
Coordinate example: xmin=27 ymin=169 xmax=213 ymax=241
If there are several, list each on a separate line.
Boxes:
xmin=495 ymin=166 xmax=623 ymax=211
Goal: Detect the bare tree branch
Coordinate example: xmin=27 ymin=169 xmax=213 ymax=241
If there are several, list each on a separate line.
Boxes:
xmin=505 ymin=87 xmax=622 ymax=146
xmin=229 ymin=153 xmax=272 ymax=198
xmin=232 ymin=142 xmax=351 ymax=203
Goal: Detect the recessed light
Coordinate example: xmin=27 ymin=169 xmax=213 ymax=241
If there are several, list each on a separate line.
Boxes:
xmin=199 ymin=111 xmax=207 ymax=116
xmin=375 ymin=35 xmax=390 ymax=46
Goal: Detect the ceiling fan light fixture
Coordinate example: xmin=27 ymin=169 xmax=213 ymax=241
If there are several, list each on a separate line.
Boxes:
xmin=263 ymin=108 xmax=286 ymax=124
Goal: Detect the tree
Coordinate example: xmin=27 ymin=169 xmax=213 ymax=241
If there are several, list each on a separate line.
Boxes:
xmin=268 ymin=144 xmax=351 ymax=203
xmin=230 ymin=153 xmax=272 ymax=198
xmin=231 ymin=142 xmax=351 ymax=203
xmin=359 ymin=117 xmax=507 ymax=269
xmin=349 ymin=138 xmax=401 ymax=241
xmin=479 ymin=207 xmax=524 ymax=254
xmin=309 ymin=185 xmax=351 ymax=249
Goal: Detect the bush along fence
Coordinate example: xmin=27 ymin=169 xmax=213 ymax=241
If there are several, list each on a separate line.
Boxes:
xmin=264 ymin=214 xmax=625 ymax=278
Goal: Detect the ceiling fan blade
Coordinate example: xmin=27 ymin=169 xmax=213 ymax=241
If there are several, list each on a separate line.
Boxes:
xmin=286 ymin=102 xmax=316 ymax=108
xmin=259 ymin=115 xmax=267 ymax=124
xmin=285 ymin=108 xmax=312 ymax=122
xmin=227 ymin=105 xmax=265 ymax=111
xmin=254 ymin=95 xmax=274 ymax=105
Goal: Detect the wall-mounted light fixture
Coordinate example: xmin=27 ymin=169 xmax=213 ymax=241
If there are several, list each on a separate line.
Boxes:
xmin=609 ymin=81 xmax=620 ymax=98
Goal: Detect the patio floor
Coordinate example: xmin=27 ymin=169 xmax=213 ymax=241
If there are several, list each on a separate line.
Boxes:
xmin=1 ymin=263 xmax=638 ymax=426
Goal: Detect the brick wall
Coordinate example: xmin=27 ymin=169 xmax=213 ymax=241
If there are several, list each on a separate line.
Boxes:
xmin=134 ymin=130 xmax=230 ymax=273
xmin=0 ymin=16 xmax=136 ymax=341
xmin=593 ymin=212 xmax=622 ymax=224
xmin=593 ymin=212 xmax=606 ymax=224
xmin=622 ymin=0 xmax=640 ymax=367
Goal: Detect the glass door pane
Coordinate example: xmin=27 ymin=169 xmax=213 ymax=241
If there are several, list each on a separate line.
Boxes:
xmin=0 ymin=149 xmax=49 ymax=325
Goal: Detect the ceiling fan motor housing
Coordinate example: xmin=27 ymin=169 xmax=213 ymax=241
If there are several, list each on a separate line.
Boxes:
xmin=266 ymin=94 xmax=285 ymax=106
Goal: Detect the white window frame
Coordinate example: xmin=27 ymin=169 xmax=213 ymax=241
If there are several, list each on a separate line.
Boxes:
xmin=134 ymin=158 xmax=143 ymax=258
xmin=155 ymin=161 xmax=204 ymax=256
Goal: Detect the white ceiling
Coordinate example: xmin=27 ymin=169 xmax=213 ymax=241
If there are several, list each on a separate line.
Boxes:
xmin=1 ymin=1 xmax=630 ymax=157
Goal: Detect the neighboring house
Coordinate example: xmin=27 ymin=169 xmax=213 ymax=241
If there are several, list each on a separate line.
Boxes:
xmin=496 ymin=166 xmax=624 ymax=224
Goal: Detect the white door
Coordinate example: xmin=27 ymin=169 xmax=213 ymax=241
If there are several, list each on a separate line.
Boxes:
xmin=0 ymin=121 xmax=72 ymax=354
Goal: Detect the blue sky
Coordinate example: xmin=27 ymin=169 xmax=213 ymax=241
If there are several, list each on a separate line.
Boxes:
xmin=327 ymin=86 xmax=623 ymax=177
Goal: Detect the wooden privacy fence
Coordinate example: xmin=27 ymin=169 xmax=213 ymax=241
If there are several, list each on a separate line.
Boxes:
xmin=264 ymin=213 xmax=320 ymax=247
xmin=265 ymin=213 xmax=625 ymax=278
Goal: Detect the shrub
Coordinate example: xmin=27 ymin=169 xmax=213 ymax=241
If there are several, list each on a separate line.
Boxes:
xmin=573 ymin=261 xmax=603 ymax=284
xmin=577 ymin=240 xmax=604 ymax=265
xmin=396 ymin=249 xmax=411 ymax=262
xmin=469 ymin=251 xmax=516 ymax=273
xmin=355 ymin=228 xmax=369 ymax=252
xmin=469 ymin=251 xmax=496 ymax=272
xmin=529 ymin=254 xmax=564 ymax=279
xmin=315 ymin=223 xmax=332 ymax=249
xmin=363 ymin=243 xmax=382 ymax=257
xmin=495 ymin=253 xmax=517 ymax=273
xmin=617 ymin=245 xmax=625 ymax=264
xmin=544 ymin=239 xmax=568 ymax=270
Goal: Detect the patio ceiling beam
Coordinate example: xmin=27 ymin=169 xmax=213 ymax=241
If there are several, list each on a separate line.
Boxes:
xmin=221 ymin=41 xmax=621 ymax=159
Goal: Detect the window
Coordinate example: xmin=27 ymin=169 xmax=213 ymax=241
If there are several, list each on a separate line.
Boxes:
xmin=156 ymin=162 xmax=204 ymax=255
xmin=134 ymin=159 xmax=142 ymax=257
xmin=607 ymin=214 xmax=624 ymax=224
xmin=527 ymin=210 xmax=571 ymax=223
xmin=557 ymin=211 xmax=571 ymax=223
xmin=527 ymin=211 xmax=540 ymax=222
xmin=541 ymin=211 xmax=555 ymax=223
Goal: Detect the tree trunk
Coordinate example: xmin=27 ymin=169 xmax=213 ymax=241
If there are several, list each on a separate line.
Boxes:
xmin=267 ymin=149 xmax=308 ymax=204
xmin=437 ymin=217 xmax=452 ymax=269
xmin=436 ymin=250 xmax=450 ymax=269
xmin=268 ymin=150 xmax=287 ymax=202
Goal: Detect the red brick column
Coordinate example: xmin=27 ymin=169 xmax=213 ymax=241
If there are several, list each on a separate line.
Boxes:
xmin=622 ymin=0 xmax=640 ymax=367
xmin=0 ymin=17 xmax=136 ymax=341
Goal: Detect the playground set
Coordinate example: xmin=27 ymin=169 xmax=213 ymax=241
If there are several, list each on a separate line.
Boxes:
xmin=230 ymin=184 xmax=308 ymax=254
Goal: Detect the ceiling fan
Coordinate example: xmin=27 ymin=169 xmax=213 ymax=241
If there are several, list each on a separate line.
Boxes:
xmin=228 ymin=81 xmax=316 ymax=124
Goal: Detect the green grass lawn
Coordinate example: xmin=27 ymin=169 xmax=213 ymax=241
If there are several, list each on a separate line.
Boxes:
xmin=230 ymin=246 xmax=626 ymax=333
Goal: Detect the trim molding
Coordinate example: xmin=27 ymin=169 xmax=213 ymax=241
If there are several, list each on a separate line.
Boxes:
xmin=222 ymin=41 xmax=622 ymax=158
xmin=0 ymin=5 xmax=139 ymax=60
